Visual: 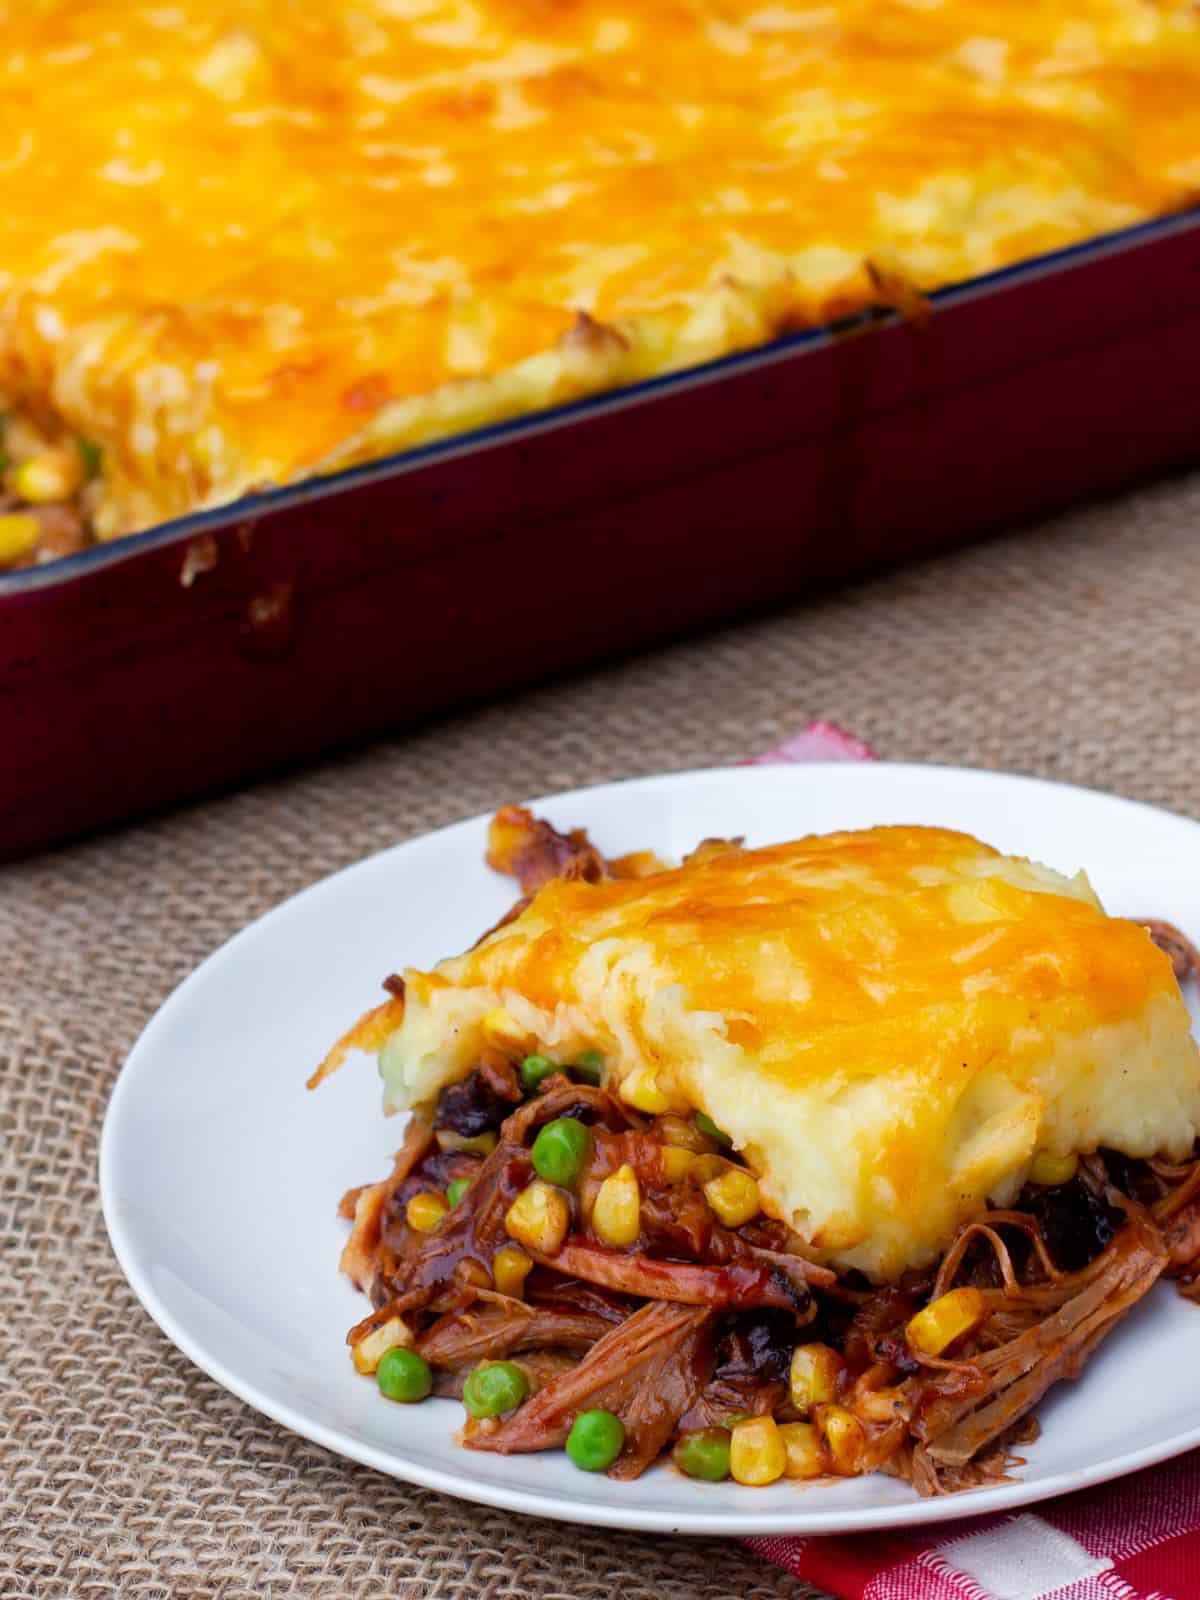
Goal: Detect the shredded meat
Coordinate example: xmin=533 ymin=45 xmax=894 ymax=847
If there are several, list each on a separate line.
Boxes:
xmin=525 ymin=1275 xmax=633 ymax=1324
xmin=680 ymin=1310 xmax=793 ymax=1429
xmin=609 ymin=1311 xmax=716 ymax=1479
xmin=417 ymin=1300 xmax=619 ymax=1367
xmin=335 ymin=1082 xmax=1200 ymax=1493
xmin=370 ymin=1081 xmax=636 ymax=1314
xmin=338 ymin=1116 xmax=434 ymax=1293
xmin=681 ymin=1376 xmax=787 ymax=1430
xmin=1134 ymin=918 xmax=1200 ymax=983
xmin=486 ymin=805 xmax=611 ymax=894
xmin=333 ymin=1072 xmax=1200 ymax=1495
xmin=746 ymin=1246 xmax=836 ymax=1294
xmin=502 ymin=1076 xmax=635 ymax=1139
xmin=909 ymin=1199 xmax=1166 ymax=1487
xmin=432 ymin=1349 xmax=580 ymax=1400
xmin=380 ymin=1140 xmax=534 ymax=1307
xmin=1152 ymin=1160 xmax=1200 ymax=1295
xmin=476 ymin=1050 xmax=522 ymax=1103
xmin=466 ymin=1301 xmax=712 ymax=1469
xmin=528 ymin=1238 xmax=807 ymax=1312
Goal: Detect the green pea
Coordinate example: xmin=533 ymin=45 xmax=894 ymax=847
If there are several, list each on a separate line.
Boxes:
xmin=673 ymin=1427 xmax=731 ymax=1481
xmin=566 ymin=1409 xmax=625 ymax=1471
xmin=446 ymin=1177 xmax=472 ymax=1207
xmin=77 ymin=438 xmax=102 ymax=479
xmin=463 ymin=1360 xmax=529 ymax=1418
xmin=520 ymin=1054 xmax=559 ymax=1093
xmin=571 ymin=1049 xmax=604 ymax=1086
xmin=531 ymin=1117 xmax=591 ymax=1187
xmin=377 ymin=1347 xmax=433 ymax=1403
xmin=694 ymin=1111 xmax=732 ymax=1146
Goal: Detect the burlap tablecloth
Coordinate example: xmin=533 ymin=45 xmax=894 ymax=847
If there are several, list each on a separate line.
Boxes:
xmin=4 ymin=469 xmax=1200 ymax=1600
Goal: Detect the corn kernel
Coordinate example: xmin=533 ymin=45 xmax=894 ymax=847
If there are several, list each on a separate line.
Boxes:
xmin=778 ymin=1421 xmax=825 ymax=1480
xmin=350 ymin=1316 xmax=412 ymax=1375
xmin=1 ymin=414 xmax=52 ymax=464
xmin=13 ymin=452 xmax=82 ymax=504
xmin=788 ymin=1343 xmax=843 ymax=1415
xmin=661 ymin=1146 xmax=695 ymax=1183
xmin=703 ymin=1165 xmax=761 ymax=1228
xmin=619 ymin=1064 xmax=672 ymax=1114
xmin=655 ymin=1114 xmax=713 ymax=1154
xmin=435 ymin=1127 xmax=499 ymax=1156
xmin=816 ymin=1405 xmax=866 ymax=1475
xmin=905 ymin=1286 xmax=989 ymax=1357
xmin=0 ymin=511 xmax=39 ymax=568
xmin=406 ymin=1191 xmax=449 ymax=1232
xmin=492 ymin=1244 xmax=534 ymax=1298
xmin=505 ymin=1179 xmax=570 ymax=1255
xmin=729 ymin=1416 xmax=786 ymax=1486
xmin=187 ymin=425 xmax=222 ymax=471
xmin=593 ymin=1163 xmax=641 ymax=1247
xmin=1029 ymin=1150 xmax=1078 ymax=1187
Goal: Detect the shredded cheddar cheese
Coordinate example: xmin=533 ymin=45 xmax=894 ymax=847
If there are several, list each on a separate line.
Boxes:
xmin=0 ymin=0 xmax=1197 ymax=544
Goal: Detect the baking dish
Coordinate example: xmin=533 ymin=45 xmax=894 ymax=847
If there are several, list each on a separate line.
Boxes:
xmin=2 ymin=206 xmax=1199 ymax=858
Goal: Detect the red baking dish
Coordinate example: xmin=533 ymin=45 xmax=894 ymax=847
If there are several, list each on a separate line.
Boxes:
xmin=2 ymin=207 xmax=1199 ymax=859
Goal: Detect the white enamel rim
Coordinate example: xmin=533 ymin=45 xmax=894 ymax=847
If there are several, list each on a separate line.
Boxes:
xmin=101 ymin=763 xmax=1200 ymax=1535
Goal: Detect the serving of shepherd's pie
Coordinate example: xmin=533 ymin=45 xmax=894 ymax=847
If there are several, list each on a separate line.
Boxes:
xmin=314 ymin=812 xmax=1200 ymax=1494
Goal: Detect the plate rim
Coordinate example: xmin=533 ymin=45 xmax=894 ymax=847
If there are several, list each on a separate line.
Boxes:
xmin=100 ymin=761 xmax=1200 ymax=1535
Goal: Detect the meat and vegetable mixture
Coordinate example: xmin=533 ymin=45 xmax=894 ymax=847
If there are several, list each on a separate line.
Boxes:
xmin=318 ymin=813 xmax=1200 ymax=1495
xmin=0 ymin=412 xmax=99 ymax=568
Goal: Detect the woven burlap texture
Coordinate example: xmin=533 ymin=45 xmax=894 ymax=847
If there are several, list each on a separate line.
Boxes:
xmin=3 ymin=468 xmax=1200 ymax=1600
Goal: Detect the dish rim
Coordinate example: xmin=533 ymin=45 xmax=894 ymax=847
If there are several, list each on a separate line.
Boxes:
xmin=99 ymin=760 xmax=1200 ymax=1534
xmin=7 ymin=203 xmax=1200 ymax=600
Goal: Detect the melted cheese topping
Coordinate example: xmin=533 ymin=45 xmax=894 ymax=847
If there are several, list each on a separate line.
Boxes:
xmin=2 ymin=2 xmax=1199 ymax=537
xmin=380 ymin=826 xmax=1200 ymax=1280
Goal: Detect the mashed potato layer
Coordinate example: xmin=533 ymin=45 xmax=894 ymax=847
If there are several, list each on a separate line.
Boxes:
xmin=379 ymin=825 xmax=1200 ymax=1280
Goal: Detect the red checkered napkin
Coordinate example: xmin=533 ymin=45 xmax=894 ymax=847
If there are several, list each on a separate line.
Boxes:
xmin=745 ymin=724 xmax=1200 ymax=1600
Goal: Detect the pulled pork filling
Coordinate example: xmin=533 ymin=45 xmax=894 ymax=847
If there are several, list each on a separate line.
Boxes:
xmin=0 ymin=408 xmax=101 ymax=569
xmin=329 ymin=813 xmax=1200 ymax=1494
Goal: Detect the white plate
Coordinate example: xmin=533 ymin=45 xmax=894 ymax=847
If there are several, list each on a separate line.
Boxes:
xmin=101 ymin=763 xmax=1200 ymax=1535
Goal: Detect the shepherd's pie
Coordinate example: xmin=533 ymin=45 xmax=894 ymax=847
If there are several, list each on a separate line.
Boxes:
xmin=2 ymin=1 xmax=1199 ymax=565
xmin=312 ymin=813 xmax=1200 ymax=1493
